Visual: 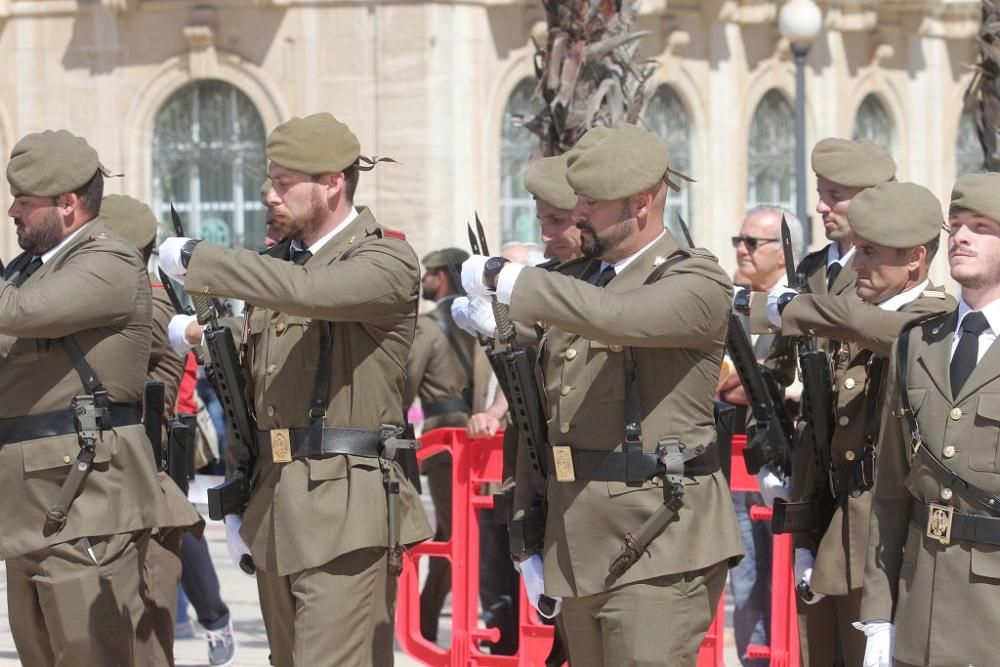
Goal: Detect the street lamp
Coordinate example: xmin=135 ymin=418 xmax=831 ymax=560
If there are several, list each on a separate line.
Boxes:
xmin=778 ymin=0 xmax=822 ymax=248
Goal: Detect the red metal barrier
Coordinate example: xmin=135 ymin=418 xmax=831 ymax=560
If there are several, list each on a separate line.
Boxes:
xmin=396 ymin=428 xmax=799 ymax=666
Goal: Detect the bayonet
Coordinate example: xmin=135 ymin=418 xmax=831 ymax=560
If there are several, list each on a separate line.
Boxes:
xmin=676 ymin=213 xmax=695 ymax=249
xmin=781 ymin=215 xmax=804 ymax=292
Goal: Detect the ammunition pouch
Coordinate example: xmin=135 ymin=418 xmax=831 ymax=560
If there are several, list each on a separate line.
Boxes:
xmin=207 ymin=468 xmax=251 ymax=521
xmin=771 ymin=498 xmax=822 ymax=534
xmin=144 ymin=381 xmax=165 ymax=471
xmin=167 ymin=420 xmax=192 ymax=496
xmin=830 ymin=448 xmax=876 ymax=499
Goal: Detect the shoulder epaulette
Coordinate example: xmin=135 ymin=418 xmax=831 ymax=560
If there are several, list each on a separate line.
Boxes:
xmin=921 ymin=289 xmax=947 ymax=300
xmin=383 ymin=228 xmax=406 ymax=240
xmin=682 ymin=246 xmax=719 ymax=262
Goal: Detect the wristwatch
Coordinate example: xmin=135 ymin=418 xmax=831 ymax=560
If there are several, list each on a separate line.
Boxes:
xmin=180 ymin=239 xmax=202 ymax=269
xmin=483 ymin=256 xmax=510 ymax=291
xmin=776 ymin=291 xmax=797 ymax=316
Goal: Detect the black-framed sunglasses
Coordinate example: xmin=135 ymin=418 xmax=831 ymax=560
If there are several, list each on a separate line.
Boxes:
xmin=731 ymin=235 xmax=779 ymax=251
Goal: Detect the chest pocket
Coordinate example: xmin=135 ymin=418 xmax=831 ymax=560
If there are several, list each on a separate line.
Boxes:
xmin=584 ymin=340 xmax=625 ymax=403
xmin=6 ymin=338 xmax=52 ymax=364
xmin=969 ymin=393 xmax=1000 ymax=473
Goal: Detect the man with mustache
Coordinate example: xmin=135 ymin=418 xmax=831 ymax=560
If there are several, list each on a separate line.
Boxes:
xmin=860 ymin=172 xmax=1000 ymax=667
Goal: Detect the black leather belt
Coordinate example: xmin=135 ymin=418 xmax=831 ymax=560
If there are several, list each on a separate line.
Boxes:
xmin=912 ymin=501 xmax=1000 ymax=547
xmin=771 ymin=498 xmax=821 ymax=534
xmin=0 ymin=403 xmax=143 ymax=444
xmin=422 ymin=397 xmax=470 ymax=419
xmin=544 ymin=442 xmax=720 ymax=483
xmin=255 ymin=427 xmax=382 ymax=462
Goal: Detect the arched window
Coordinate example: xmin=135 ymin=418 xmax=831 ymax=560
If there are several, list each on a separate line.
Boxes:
xmin=747 ymin=90 xmax=796 ymax=213
xmin=957 ymin=107 xmax=984 ymax=177
xmin=853 ymin=94 xmax=894 ymax=153
xmin=500 ymin=79 xmax=542 ymax=243
xmin=644 ymin=85 xmax=693 ymax=238
xmin=153 ymin=80 xmax=267 ymax=249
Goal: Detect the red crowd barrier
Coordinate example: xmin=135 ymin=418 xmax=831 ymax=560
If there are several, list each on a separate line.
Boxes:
xmin=396 ymin=428 xmax=800 ymax=666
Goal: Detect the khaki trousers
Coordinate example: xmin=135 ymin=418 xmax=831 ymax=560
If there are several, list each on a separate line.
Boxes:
xmin=797 ymin=587 xmax=865 ymax=667
xmin=6 ymin=530 xmax=150 ymax=667
xmin=256 ymin=546 xmax=396 ymax=667
xmin=559 ymin=561 xmax=728 ymax=667
xmin=136 ymin=529 xmax=183 ymax=667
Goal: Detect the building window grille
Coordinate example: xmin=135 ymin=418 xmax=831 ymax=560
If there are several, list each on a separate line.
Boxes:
xmin=747 ymin=90 xmax=796 ymax=213
xmin=500 ymin=79 xmax=542 ymax=243
xmin=853 ymin=94 xmax=894 ymax=154
xmin=644 ymin=85 xmax=693 ymax=238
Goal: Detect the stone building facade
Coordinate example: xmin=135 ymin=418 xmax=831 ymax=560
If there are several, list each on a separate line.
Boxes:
xmin=0 ymin=0 xmax=984 ymax=284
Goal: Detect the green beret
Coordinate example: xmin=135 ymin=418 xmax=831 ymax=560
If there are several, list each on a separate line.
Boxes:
xmin=7 ymin=130 xmax=103 ymax=197
xmin=847 ymin=182 xmax=942 ymax=248
xmin=811 ymin=138 xmax=896 ymax=188
xmin=524 ymin=155 xmax=577 ymax=210
xmin=266 ymin=113 xmax=360 ymax=175
xmin=260 ymin=178 xmax=271 ymax=203
xmin=422 ymin=247 xmax=469 ymax=270
xmin=951 ymin=172 xmax=1000 ymax=223
xmin=101 ymin=195 xmax=159 ymax=250
xmin=565 ymin=126 xmax=613 ymax=168
xmin=566 ymin=124 xmax=669 ymax=200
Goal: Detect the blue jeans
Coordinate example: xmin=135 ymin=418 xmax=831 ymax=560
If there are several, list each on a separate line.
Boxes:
xmin=729 ymin=490 xmax=772 ymax=667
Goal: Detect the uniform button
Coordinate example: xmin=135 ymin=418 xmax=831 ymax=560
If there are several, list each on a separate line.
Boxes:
xmin=276 ymin=322 xmax=287 ymax=333
xmin=845 ymin=451 xmax=856 ymax=461
xmin=560 ymin=386 xmax=571 ymax=396
xmin=838 ymin=415 xmax=850 ymax=427
xmin=943 ymin=445 xmax=956 ymax=459
xmin=559 ymin=422 xmax=570 ymax=434
xmin=807 ymin=328 xmax=816 ymax=336
xmin=63 ymin=455 xmax=72 ymax=464
xmin=565 ymin=349 xmax=577 ymax=360
xmin=941 ymin=488 xmax=954 ymax=501
xmin=266 ymin=405 xmax=276 ymax=417
xmin=767 ymin=327 xmax=775 ymax=334
xmin=844 ymin=378 xmax=856 ymax=390
xmin=950 ymin=408 xmax=963 ymax=421
xmin=609 ymin=345 xmax=623 ymax=352
xmin=267 ymin=364 xmax=277 ymax=375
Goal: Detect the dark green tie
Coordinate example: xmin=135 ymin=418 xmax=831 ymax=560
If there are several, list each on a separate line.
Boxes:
xmin=591 ymin=265 xmax=616 ymax=287
xmin=950 ymin=311 xmax=990 ymax=398
xmin=290 ymin=249 xmax=313 ymax=266
xmin=13 ymin=256 xmax=42 ymax=287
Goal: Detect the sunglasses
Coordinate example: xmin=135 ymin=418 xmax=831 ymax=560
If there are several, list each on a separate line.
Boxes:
xmin=731 ymin=236 xmax=779 ymax=251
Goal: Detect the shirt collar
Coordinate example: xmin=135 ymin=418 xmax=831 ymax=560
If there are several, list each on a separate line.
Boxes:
xmin=956 ymin=295 xmax=1000 ymax=335
xmin=826 ymin=242 xmax=856 ymax=267
xmin=877 ymin=280 xmax=929 ymax=312
xmin=40 ymin=221 xmax=92 ymax=264
xmin=290 ymin=206 xmax=360 ymax=256
xmin=601 ymin=230 xmax=666 ymax=275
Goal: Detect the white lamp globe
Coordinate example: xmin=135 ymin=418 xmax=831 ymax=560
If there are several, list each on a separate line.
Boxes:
xmin=778 ymin=0 xmax=822 ymax=45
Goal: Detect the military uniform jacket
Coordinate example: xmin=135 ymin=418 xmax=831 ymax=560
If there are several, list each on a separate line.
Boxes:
xmin=0 ymin=218 xmax=171 ymax=558
xmin=508 ymin=232 xmax=743 ymax=598
xmin=862 ymin=308 xmax=1000 ymax=666
xmin=781 ymin=286 xmax=954 ymax=596
xmin=184 ymin=207 xmax=431 ymax=576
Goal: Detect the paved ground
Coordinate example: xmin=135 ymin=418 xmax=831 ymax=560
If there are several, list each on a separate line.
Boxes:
xmin=0 ymin=476 xmax=741 ymax=666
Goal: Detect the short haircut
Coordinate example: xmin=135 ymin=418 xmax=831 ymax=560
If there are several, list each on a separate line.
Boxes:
xmin=343 ymin=165 xmax=359 ymax=202
xmin=73 ymin=171 xmax=104 ymax=216
xmin=744 ymin=205 xmax=804 ymax=257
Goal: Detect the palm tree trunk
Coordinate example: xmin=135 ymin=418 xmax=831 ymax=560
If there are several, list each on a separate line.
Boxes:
xmin=968 ymin=1 xmax=1000 ymax=170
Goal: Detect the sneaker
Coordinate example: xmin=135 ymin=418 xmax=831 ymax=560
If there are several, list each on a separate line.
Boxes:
xmin=205 ymin=621 xmax=237 ymax=667
xmin=175 ymin=618 xmax=196 ymax=640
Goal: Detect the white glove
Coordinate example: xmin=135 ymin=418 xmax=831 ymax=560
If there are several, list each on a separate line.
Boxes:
xmin=460 ymin=255 xmax=492 ymax=296
xmin=451 ymin=297 xmax=474 ymax=335
xmin=767 ymin=284 xmax=796 ymax=328
xmin=854 ymin=621 xmax=894 ymax=667
xmin=167 ymin=313 xmax=200 ymax=353
xmin=467 ymin=296 xmax=498 ymax=338
xmin=756 ymin=465 xmax=790 ymax=508
xmin=225 ymin=515 xmax=255 ymax=577
xmin=518 ymin=554 xmax=562 ymax=619
xmin=794 ymin=547 xmax=824 ymax=605
xmin=158 ymin=237 xmax=191 ymax=281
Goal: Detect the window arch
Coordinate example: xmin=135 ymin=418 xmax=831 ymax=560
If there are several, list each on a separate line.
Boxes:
xmin=747 ymin=90 xmax=796 ymax=213
xmin=500 ymin=79 xmax=542 ymax=243
xmin=644 ymin=85 xmax=693 ymax=237
xmin=152 ymin=80 xmax=267 ymax=249
xmin=957 ymin=107 xmax=984 ymax=177
xmin=853 ymin=94 xmax=894 ymax=153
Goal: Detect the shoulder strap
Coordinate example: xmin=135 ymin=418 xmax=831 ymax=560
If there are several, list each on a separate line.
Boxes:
xmin=427 ymin=310 xmax=474 ymax=387
xmin=61 ymin=336 xmax=107 ymax=398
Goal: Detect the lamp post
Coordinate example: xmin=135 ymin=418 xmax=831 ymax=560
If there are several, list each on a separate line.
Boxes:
xmin=778 ymin=0 xmax=822 ymax=248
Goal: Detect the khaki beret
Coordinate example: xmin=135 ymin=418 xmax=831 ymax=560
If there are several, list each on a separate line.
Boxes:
xmin=101 ymin=194 xmax=159 ymax=250
xmin=524 ymin=155 xmax=577 ymax=211
xmin=811 ymin=138 xmax=896 ymax=188
xmin=423 ymin=247 xmax=469 ymax=270
xmin=565 ymin=126 xmax=613 ymax=168
xmin=950 ymin=172 xmax=1000 ymax=223
xmin=266 ymin=113 xmax=360 ymax=175
xmin=7 ymin=130 xmax=105 ymax=197
xmin=847 ymin=182 xmax=942 ymax=248
xmin=566 ymin=124 xmax=669 ymax=200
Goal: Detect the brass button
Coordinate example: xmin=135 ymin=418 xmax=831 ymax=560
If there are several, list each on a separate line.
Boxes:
xmin=565 ymin=349 xmax=577 ymax=360
xmin=807 ymin=328 xmax=816 ymax=336
xmin=201 ymin=287 xmax=210 ymax=294
xmin=560 ymin=386 xmax=571 ymax=396
xmin=266 ymin=405 xmax=276 ymax=417
xmin=652 ymin=477 xmax=663 ymax=487
xmin=767 ymin=327 xmax=775 ymax=334
xmin=845 ymin=451 xmax=856 ymax=461
xmin=941 ymin=488 xmax=954 ymax=501
xmin=950 ymin=408 xmax=963 ymax=421
xmin=559 ymin=422 xmax=570 ymax=434
xmin=267 ymin=364 xmax=277 ymax=375
xmin=62 ymin=455 xmax=72 ymax=464
xmin=838 ymin=415 xmax=850 ymax=427
xmin=943 ymin=445 xmax=956 ymax=459
xmin=609 ymin=345 xmax=623 ymax=352
xmin=276 ymin=322 xmax=287 ymax=333
xmin=844 ymin=378 xmax=856 ymax=390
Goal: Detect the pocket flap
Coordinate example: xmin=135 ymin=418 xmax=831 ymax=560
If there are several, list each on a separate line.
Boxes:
xmin=22 ymin=431 xmax=115 ymax=473
xmin=970 ymin=546 xmax=1000 ymax=581
xmin=976 ymin=393 xmax=1000 ymax=422
xmin=307 ymin=455 xmax=348 ymax=482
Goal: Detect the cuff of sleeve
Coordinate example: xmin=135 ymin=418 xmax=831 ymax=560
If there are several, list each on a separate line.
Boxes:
xmin=495 ymin=262 xmax=526 ymax=305
xmin=168 ymin=314 xmax=198 ymax=353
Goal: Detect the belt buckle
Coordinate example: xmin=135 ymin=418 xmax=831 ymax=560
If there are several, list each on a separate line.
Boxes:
xmin=270 ymin=429 xmax=292 ymax=463
xmin=551 ymin=446 xmax=576 ymax=483
xmin=926 ymin=502 xmax=954 ymax=545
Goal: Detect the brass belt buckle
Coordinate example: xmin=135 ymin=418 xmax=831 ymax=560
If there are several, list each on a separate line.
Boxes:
xmin=270 ymin=429 xmax=292 ymax=463
xmin=926 ymin=502 xmax=954 ymax=545
xmin=551 ymin=446 xmax=576 ymax=483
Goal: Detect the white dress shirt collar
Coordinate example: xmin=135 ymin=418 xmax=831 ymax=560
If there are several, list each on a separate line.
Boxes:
xmin=877 ymin=280 xmax=929 ymax=312
xmin=600 ymin=230 xmax=667 ymax=276
xmin=290 ymin=206 xmax=360 ymax=256
xmin=41 ymin=220 xmax=92 ymax=264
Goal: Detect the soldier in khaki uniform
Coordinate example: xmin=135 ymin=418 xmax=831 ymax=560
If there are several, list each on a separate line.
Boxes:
xmin=860 ymin=173 xmax=1000 ymax=667
xmin=0 ymin=130 xmax=171 ymax=665
xmin=765 ymin=182 xmax=954 ymax=666
xmin=403 ymin=246 xmax=475 ymax=642
xmin=462 ymin=124 xmax=743 ymax=666
xmin=159 ymin=112 xmax=430 ymax=666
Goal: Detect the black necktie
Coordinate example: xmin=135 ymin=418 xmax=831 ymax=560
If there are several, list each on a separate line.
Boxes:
xmin=591 ymin=265 xmax=616 ymax=287
xmin=950 ymin=311 xmax=990 ymax=397
xmin=826 ymin=262 xmax=842 ymax=291
xmin=13 ymin=256 xmax=42 ymax=287
xmin=290 ymin=249 xmax=313 ymax=266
